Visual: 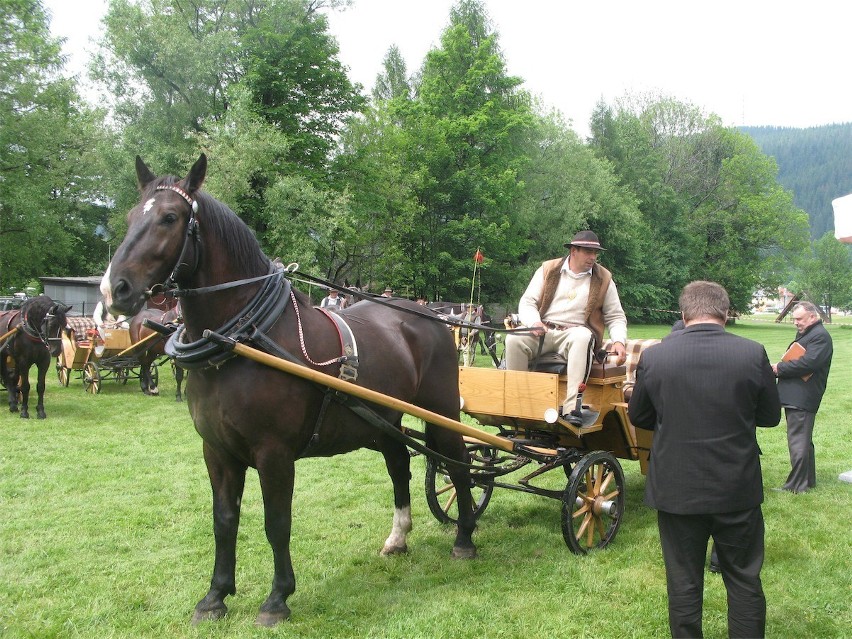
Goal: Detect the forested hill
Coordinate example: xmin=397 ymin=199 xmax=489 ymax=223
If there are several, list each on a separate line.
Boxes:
xmin=741 ymin=124 xmax=852 ymax=239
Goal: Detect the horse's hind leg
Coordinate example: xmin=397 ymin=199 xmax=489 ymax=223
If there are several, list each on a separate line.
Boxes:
xmin=254 ymin=452 xmax=296 ymax=627
xmin=17 ymin=365 xmax=32 ymax=418
xmin=428 ymin=427 xmax=477 ymax=559
xmin=193 ymin=443 xmax=247 ymax=624
xmin=380 ymin=438 xmax=413 ymax=555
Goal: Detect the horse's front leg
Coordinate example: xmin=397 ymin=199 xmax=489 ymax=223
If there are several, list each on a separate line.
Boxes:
xmin=34 ymin=363 xmax=48 ymax=419
xmin=381 ymin=439 xmax=413 ymax=555
xmin=255 ymin=453 xmax=296 ymax=627
xmin=193 ymin=442 xmax=246 ymax=624
xmin=174 ymin=365 xmax=185 ymax=402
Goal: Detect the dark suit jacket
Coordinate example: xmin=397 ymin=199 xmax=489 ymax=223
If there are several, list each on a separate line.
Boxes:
xmin=776 ymin=320 xmax=833 ymax=413
xmin=628 ymin=323 xmax=781 ymax=514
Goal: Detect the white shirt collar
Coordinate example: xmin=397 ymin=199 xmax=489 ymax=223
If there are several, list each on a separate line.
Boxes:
xmin=561 ymin=257 xmax=592 ymax=277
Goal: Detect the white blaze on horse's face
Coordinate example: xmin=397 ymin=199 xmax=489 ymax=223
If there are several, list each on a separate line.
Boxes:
xmin=100 ymin=264 xmax=113 ymax=308
xmin=143 ymin=197 xmax=156 ymax=215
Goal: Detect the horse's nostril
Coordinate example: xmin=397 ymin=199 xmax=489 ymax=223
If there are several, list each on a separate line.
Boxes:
xmin=113 ymin=278 xmax=131 ymax=302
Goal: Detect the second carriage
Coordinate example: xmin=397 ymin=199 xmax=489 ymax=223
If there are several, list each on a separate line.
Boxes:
xmin=56 ymin=317 xmax=169 ymax=394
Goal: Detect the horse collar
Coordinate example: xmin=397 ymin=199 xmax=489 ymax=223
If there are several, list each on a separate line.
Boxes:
xmin=155 ymin=184 xmax=199 ymax=213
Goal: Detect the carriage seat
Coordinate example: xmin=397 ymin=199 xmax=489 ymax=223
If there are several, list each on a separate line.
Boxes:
xmin=602 ymin=338 xmax=661 ymax=400
xmin=528 ymin=352 xmax=627 ymax=379
xmin=65 ymin=317 xmax=98 ymax=346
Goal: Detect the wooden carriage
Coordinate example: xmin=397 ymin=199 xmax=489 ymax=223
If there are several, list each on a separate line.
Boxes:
xmin=57 ymin=318 xmax=141 ymax=393
xmin=424 ymin=338 xmax=661 ymax=554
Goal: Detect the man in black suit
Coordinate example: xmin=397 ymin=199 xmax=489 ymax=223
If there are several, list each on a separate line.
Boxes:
xmin=628 ymin=281 xmax=781 ymax=638
xmin=772 ymin=301 xmax=833 ymax=493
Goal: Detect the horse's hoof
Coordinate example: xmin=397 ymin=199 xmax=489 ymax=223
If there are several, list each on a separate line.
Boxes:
xmin=451 ymin=545 xmax=477 ymax=559
xmin=255 ymin=608 xmax=291 ymax=627
xmin=19 ymin=411 xmax=29 ymax=419
xmin=37 ymin=412 xmax=46 ymax=419
xmin=9 ymin=406 xmax=18 ymax=413
xmin=380 ymin=543 xmax=408 ymax=556
xmin=191 ymin=605 xmax=227 ymax=624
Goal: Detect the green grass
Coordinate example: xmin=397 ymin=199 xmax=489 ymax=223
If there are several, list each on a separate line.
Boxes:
xmin=1 ymin=318 xmax=850 ymax=638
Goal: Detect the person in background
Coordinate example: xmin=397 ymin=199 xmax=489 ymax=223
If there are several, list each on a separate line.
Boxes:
xmin=772 ymin=301 xmax=833 ymax=493
xmin=504 ymin=230 xmax=627 ymax=426
xmin=381 ymin=287 xmax=393 ymax=298
xmin=93 ymin=298 xmax=128 ymax=340
xmin=628 ymin=281 xmax=781 ymax=638
xmin=320 ymin=288 xmax=345 ymax=310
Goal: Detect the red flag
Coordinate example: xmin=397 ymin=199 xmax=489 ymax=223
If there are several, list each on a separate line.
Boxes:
xmin=473 ymin=249 xmax=484 ymax=264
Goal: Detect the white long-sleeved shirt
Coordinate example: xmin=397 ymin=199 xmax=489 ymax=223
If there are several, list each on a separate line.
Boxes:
xmin=517 ymin=261 xmax=627 ymax=344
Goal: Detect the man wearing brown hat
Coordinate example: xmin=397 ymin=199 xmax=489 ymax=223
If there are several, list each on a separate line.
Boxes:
xmin=505 ymin=230 xmax=628 ymax=425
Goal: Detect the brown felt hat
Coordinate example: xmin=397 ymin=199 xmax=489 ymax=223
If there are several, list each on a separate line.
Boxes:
xmin=564 ymin=230 xmax=606 ymax=251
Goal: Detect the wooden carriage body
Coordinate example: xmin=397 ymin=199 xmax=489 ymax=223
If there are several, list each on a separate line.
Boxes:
xmin=458 ymin=338 xmax=660 ymax=474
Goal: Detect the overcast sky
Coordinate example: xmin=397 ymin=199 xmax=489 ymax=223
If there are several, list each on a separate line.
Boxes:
xmin=44 ymin=0 xmax=852 ymax=137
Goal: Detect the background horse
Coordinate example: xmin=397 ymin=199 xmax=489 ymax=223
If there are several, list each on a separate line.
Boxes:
xmin=0 ymin=296 xmax=70 ymax=418
xmin=128 ymin=306 xmax=185 ymax=400
xmin=101 ymin=154 xmax=477 ymax=626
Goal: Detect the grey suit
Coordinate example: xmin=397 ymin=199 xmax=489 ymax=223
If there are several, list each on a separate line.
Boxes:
xmin=628 ymin=323 xmax=781 ymax=638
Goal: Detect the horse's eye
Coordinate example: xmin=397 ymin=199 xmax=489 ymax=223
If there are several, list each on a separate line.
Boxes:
xmin=162 ymin=212 xmax=178 ymax=225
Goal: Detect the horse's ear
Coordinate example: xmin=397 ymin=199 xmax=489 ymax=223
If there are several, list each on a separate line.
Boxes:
xmin=184 ymin=153 xmax=207 ymax=194
xmin=61 ymin=304 xmax=72 ymax=313
xmin=136 ymin=156 xmax=157 ymax=190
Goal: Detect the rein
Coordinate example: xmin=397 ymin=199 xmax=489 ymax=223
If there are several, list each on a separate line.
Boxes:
xmin=287 ymin=268 xmax=539 ymax=337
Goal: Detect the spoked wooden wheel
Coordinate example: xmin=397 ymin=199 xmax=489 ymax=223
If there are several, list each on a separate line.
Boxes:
xmin=56 ymin=354 xmax=70 ymax=387
xmin=83 ymin=362 xmax=101 ymax=394
xmin=561 ymin=451 xmax=625 ymax=554
xmin=425 ymin=444 xmax=494 ymax=525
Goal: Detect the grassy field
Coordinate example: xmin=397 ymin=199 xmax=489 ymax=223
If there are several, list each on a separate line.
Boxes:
xmin=1 ymin=317 xmax=850 ymax=638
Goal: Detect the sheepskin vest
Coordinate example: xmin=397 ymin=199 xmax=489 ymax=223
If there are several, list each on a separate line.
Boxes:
xmin=537 ymin=257 xmax=612 ymax=347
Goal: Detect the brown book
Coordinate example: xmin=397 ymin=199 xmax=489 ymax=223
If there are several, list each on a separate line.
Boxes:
xmin=781 ymin=342 xmax=812 ymax=381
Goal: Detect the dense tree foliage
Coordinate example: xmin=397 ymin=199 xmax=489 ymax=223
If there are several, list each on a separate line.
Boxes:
xmin=0 ymin=0 xmax=110 ymax=291
xmin=589 ymin=95 xmax=809 ymax=315
xmin=794 ymin=233 xmax=852 ymax=321
xmin=742 ymin=124 xmax=852 ymax=240
xmin=3 ymin=0 xmax=827 ymax=325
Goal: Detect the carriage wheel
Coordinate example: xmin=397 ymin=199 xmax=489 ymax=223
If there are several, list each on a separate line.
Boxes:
xmin=55 ymin=353 xmax=70 ymax=387
xmin=116 ymin=368 xmax=129 ymax=385
xmin=561 ymin=451 xmax=625 ymax=554
xmin=424 ymin=444 xmax=494 ymax=525
xmin=83 ymin=362 xmax=101 ymax=394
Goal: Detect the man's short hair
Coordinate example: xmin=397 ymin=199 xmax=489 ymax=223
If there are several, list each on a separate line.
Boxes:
xmin=679 ymin=281 xmax=729 ymax=322
xmin=792 ymin=301 xmax=819 ymax=316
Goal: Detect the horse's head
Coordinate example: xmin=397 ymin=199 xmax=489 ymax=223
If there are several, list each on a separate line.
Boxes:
xmin=42 ymin=303 xmax=71 ymax=357
xmin=102 ymin=154 xmax=208 ymax=317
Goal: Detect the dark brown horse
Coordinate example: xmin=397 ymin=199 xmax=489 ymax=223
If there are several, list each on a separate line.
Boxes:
xmin=100 ymin=154 xmax=477 ymax=626
xmin=128 ymin=306 xmax=185 ymax=400
xmin=0 ymin=295 xmax=70 ymax=418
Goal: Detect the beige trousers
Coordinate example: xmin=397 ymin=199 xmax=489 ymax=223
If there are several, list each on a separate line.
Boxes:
xmin=505 ymin=326 xmax=594 ymax=413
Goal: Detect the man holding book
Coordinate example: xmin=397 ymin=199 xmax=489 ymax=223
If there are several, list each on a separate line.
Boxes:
xmin=772 ymin=301 xmax=834 ymax=494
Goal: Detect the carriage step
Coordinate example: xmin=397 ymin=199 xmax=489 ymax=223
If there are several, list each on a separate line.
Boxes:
xmin=556 ymin=418 xmax=604 ymax=438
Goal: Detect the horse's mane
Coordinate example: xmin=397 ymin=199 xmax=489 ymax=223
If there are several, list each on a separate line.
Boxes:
xmin=154 ymin=176 xmax=270 ymax=276
xmin=22 ymin=295 xmax=54 ymax=318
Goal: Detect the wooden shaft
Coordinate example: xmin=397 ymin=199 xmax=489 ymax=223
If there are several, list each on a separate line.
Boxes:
xmin=226 ymin=339 xmax=516 ymax=454
xmin=115 ymin=330 xmax=162 ymax=358
xmin=0 ymin=326 xmax=19 ymax=345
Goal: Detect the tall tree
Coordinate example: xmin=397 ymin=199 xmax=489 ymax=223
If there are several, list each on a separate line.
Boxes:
xmin=590 ymin=93 xmax=809 ymax=314
xmin=403 ymin=0 xmax=536 ymax=301
xmin=1 ymin=0 xmax=110 ymax=289
xmin=796 ymin=233 xmax=852 ymax=322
